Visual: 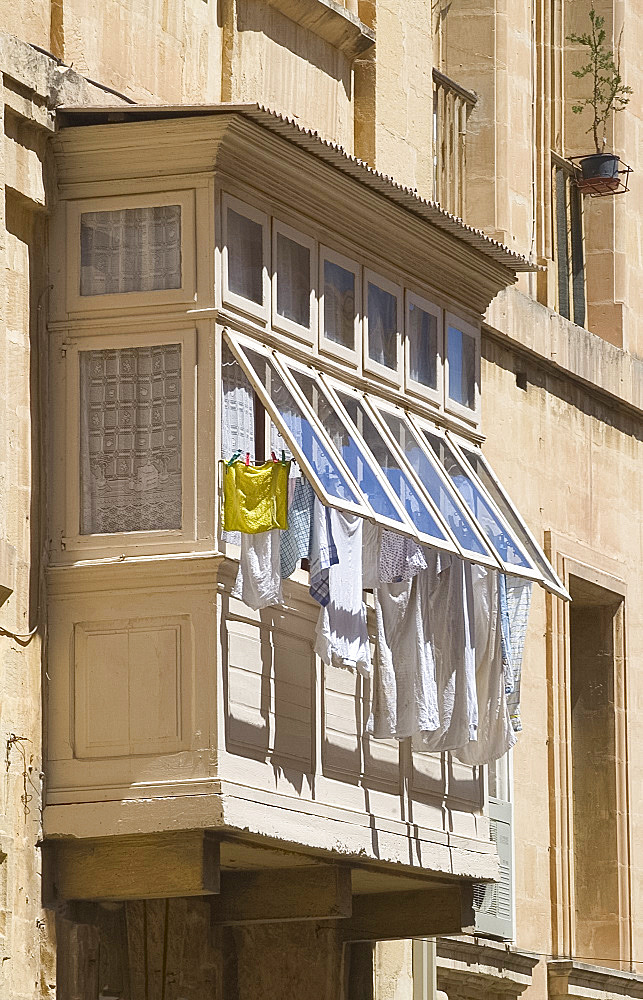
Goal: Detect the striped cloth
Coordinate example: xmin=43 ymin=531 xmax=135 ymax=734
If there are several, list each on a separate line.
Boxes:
xmin=280 ymin=477 xmax=315 ymax=579
xmin=499 ymin=574 xmax=533 ymax=733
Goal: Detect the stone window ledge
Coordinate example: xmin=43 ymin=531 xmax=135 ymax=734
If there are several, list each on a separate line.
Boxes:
xmin=437 ymin=936 xmax=540 ymax=999
xmin=548 ymin=960 xmax=643 ymax=1000
xmin=264 ymin=0 xmax=375 ymax=59
xmin=0 ymin=539 xmax=16 ymax=605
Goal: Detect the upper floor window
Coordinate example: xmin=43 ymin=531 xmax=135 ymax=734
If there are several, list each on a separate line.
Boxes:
xmin=221 ymin=194 xmax=269 ymax=319
xmin=320 ymin=246 xmax=359 ymax=362
xmin=552 ymin=154 xmax=586 ymax=328
xmin=445 ymin=313 xmax=479 ymax=421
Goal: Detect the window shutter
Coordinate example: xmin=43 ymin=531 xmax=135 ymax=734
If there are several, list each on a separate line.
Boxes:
xmin=472 ymin=798 xmax=514 ymax=940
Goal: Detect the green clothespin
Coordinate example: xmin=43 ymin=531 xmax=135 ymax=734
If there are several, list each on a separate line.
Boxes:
xmin=227 ymin=449 xmax=242 ymax=467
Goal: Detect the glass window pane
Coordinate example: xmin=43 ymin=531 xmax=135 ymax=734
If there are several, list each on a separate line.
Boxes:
xmin=378 ymin=410 xmax=488 ymax=557
xmin=80 ymin=205 xmax=181 ymax=296
xmin=242 ymin=347 xmax=361 ymax=506
xmin=422 ymin=430 xmax=532 ymax=569
xmin=447 ymin=324 xmax=476 ymax=408
xmin=227 ymin=209 xmax=263 ymax=304
xmin=323 ymin=260 xmax=355 ymax=350
xmin=80 ymin=344 xmax=182 ymax=534
xmin=368 ymin=282 xmax=398 ymax=370
xmin=408 ymin=304 xmax=438 ymax=389
xmin=276 ymin=233 xmax=310 ymax=328
xmin=338 ymin=393 xmax=448 ymax=544
xmin=289 ymin=369 xmax=405 ymax=526
xmin=458 ymin=445 xmax=561 ymax=587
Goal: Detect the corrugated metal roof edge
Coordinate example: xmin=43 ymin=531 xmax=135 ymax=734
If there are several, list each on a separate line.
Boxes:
xmin=57 ymin=101 xmax=541 ymax=273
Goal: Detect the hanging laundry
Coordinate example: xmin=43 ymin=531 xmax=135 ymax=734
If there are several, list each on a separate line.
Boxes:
xmin=223 ymin=459 xmax=290 ymax=534
xmin=315 ymin=509 xmax=371 ymax=676
xmin=366 ymin=576 xmax=440 ymax=740
xmin=362 ymin=520 xmax=381 ymax=589
xmin=379 ymin=529 xmax=427 ymax=583
xmin=280 ymin=477 xmax=315 ymax=579
xmin=308 ymin=497 xmax=339 ymax=607
xmin=231 ymin=530 xmax=283 ymax=610
xmin=413 ymin=551 xmax=477 ymax=753
xmin=362 ymin=524 xmax=427 ymax=589
xmin=499 ymin=574 xmax=533 ymax=733
xmin=454 ymin=565 xmax=517 ymax=765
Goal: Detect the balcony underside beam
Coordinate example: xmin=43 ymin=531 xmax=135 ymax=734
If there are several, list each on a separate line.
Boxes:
xmin=211 ymin=866 xmax=353 ymax=924
xmin=340 ymin=885 xmax=475 ymax=941
xmin=52 ymin=831 xmax=221 ymax=901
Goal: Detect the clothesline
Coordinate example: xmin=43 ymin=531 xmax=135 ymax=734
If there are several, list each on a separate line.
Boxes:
xmin=221 ymin=459 xmax=532 ymax=767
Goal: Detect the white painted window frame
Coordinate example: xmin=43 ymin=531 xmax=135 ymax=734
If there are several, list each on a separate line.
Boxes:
xmin=330 ymin=384 xmax=459 ymax=555
xmin=223 ymin=329 xmax=371 ymax=519
xmin=372 ymin=401 xmax=501 ymax=569
xmin=415 ymin=417 xmax=541 ymax=582
xmin=405 ymin=289 xmax=443 ymax=408
xmin=66 ymin=189 xmax=197 ymax=315
xmin=449 ymin=433 xmax=571 ymax=600
xmin=318 ymin=244 xmax=361 ymax=366
xmin=220 ymin=192 xmax=270 ymax=322
xmin=271 ymin=219 xmax=318 ymax=345
xmin=444 ymin=310 xmax=481 ymax=424
xmin=363 ymin=268 xmax=403 ymax=386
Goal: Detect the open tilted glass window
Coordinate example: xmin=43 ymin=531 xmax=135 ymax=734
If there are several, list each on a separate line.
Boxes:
xmin=222 ymin=328 xmax=568 ymax=600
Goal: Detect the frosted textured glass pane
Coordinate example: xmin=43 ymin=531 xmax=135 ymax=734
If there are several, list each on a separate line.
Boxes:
xmin=408 ymin=304 xmax=437 ymax=389
xmin=80 ymin=205 xmax=181 ymax=296
xmin=221 ymin=343 xmax=256 ymax=543
xmin=323 ymin=260 xmax=355 ymax=349
xmin=276 ymin=233 xmax=310 ymax=327
xmin=447 ymin=325 xmax=476 ymax=408
xmin=227 ymin=209 xmax=263 ymax=304
xmin=368 ymin=282 xmax=397 ymax=369
xmin=80 ymin=345 xmax=182 ymax=534
xmin=221 ymin=343 xmax=255 ymax=462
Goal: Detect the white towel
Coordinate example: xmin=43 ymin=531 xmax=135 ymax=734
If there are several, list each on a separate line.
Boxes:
xmin=366 ymin=576 xmax=440 ymax=740
xmin=413 ymin=551 xmax=477 ymax=753
xmin=315 ymin=509 xmax=371 ymax=676
xmin=454 ymin=565 xmax=517 ymax=765
xmin=232 ymin=530 xmax=284 ymax=610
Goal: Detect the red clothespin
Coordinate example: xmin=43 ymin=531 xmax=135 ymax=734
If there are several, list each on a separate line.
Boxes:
xmin=271 ymin=451 xmax=277 ymax=463
xmin=245 ymin=452 xmax=250 ymax=466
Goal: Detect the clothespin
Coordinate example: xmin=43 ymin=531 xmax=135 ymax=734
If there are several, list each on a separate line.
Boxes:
xmin=281 ymin=449 xmax=286 ymax=465
xmin=245 ymin=452 xmax=250 ymax=466
xmin=271 ymin=450 xmax=277 ymax=463
xmin=227 ymin=449 xmax=242 ymax=467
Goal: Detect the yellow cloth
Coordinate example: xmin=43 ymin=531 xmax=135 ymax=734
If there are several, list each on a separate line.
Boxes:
xmin=223 ymin=460 xmax=290 ymax=533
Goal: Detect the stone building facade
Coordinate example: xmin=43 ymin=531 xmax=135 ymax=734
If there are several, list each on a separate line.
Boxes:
xmin=0 ymin=1 xmax=641 ymax=998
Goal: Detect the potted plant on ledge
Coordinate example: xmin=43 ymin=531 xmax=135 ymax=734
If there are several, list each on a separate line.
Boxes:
xmin=567 ymin=5 xmax=632 ymax=193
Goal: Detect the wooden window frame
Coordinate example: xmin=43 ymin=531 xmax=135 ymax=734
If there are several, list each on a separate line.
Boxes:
xmin=319 ymin=244 xmax=361 ymax=366
xmin=363 ymin=269 xmax=403 ymax=386
xmin=65 ymin=189 xmax=196 ymax=315
xmin=271 ymin=219 xmax=318 ymax=345
xmin=220 ymin=193 xmax=270 ymax=322
xmin=443 ymin=310 xmax=481 ymax=424
xmin=404 ymin=289 xmax=443 ymax=408
xmin=59 ymin=326 xmax=198 ymax=559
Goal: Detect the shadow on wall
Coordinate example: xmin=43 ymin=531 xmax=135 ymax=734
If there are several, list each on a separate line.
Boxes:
xmin=217 ymin=0 xmax=353 ymax=96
